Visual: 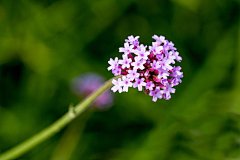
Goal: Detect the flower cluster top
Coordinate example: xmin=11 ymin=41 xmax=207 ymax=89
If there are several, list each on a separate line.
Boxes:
xmin=108 ymin=35 xmax=183 ymax=102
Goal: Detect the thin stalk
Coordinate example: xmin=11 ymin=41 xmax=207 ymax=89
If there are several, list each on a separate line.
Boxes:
xmin=49 ymin=110 xmax=93 ymax=160
xmin=0 ymin=75 xmax=122 ymax=160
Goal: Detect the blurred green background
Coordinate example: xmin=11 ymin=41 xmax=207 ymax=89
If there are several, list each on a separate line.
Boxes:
xmin=0 ymin=0 xmax=240 ymax=159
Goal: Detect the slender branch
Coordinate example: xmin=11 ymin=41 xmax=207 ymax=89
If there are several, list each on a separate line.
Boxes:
xmin=0 ymin=75 xmax=122 ymax=160
xmin=49 ymin=110 xmax=92 ymax=160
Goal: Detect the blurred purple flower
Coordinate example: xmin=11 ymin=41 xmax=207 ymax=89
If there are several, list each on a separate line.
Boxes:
xmin=70 ymin=73 xmax=114 ymax=109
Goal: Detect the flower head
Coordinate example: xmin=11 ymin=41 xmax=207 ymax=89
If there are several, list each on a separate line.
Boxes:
xmin=108 ymin=35 xmax=183 ymax=102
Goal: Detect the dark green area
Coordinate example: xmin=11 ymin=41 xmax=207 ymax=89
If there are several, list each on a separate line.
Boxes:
xmin=0 ymin=0 xmax=240 ymax=159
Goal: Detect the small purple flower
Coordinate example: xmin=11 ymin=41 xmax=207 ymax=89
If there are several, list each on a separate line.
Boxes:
xmin=107 ymin=57 xmax=119 ymax=71
xmin=127 ymin=69 xmax=140 ymax=81
xmin=132 ymin=57 xmax=145 ymax=70
xmin=152 ymin=35 xmax=166 ymax=44
xmin=171 ymin=77 xmax=182 ymax=86
xmin=151 ymin=60 xmax=160 ymax=69
xmin=156 ymin=53 xmax=163 ymax=60
xmin=149 ymin=42 xmax=163 ymax=55
xmin=168 ymin=41 xmax=177 ymax=51
xmin=149 ymin=87 xmax=163 ymax=102
xmin=173 ymin=51 xmax=182 ymax=62
xmin=170 ymin=66 xmax=183 ymax=86
xmin=158 ymin=68 xmax=169 ymax=79
xmin=145 ymin=81 xmax=155 ymax=91
xmin=133 ymin=78 xmax=146 ymax=91
xmin=111 ymin=78 xmax=123 ymax=93
xmin=108 ymin=35 xmax=183 ymax=102
xmin=125 ymin=35 xmax=140 ymax=46
xmin=119 ymin=42 xmax=134 ymax=55
xmin=161 ymin=79 xmax=168 ymax=86
xmin=112 ymin=67 xmax=121 ymax=76
xmin=121 ymin=76 xmax=133 ymax=92
xmin=119 ymin=54 xmax=132 ymax=69
xmin=158 ymin=58 xmax=173 ymax=70
xmin=172 ymin=66 xmax=183 ymax=77
xmin=166 ymin=51 xmax=176 ymax=64
xmin=163 ymin=83 xmax=176 ymax=100
xmin=137 ymin=44 xmax=147 ymax=51
xmin=134 ymin=47 xmax=150 ymax=60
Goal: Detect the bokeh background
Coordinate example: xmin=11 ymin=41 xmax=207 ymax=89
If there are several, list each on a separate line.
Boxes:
xmin=0 ymin=0 xmax=240 ymax=159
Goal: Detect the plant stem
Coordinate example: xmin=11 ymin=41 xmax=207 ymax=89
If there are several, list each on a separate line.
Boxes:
xmin=0 ymin=75 xmax=122 ymax=160
xmin=49 ymin=110 xmax=92 ymax=160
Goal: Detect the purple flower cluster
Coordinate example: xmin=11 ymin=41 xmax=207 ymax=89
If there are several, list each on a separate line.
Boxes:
xmin=71 ymin=73 xmax=114 ymax=109
xmin=108 ymin=35 xmax=183 ymax=102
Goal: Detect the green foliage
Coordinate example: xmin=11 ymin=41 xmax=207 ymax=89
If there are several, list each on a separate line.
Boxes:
xmin=0 ymin=0 xmax=239 ymax=159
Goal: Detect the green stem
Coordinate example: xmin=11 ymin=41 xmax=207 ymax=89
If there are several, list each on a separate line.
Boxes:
xmin=0 ymin=75 xmax=122 ymax=160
